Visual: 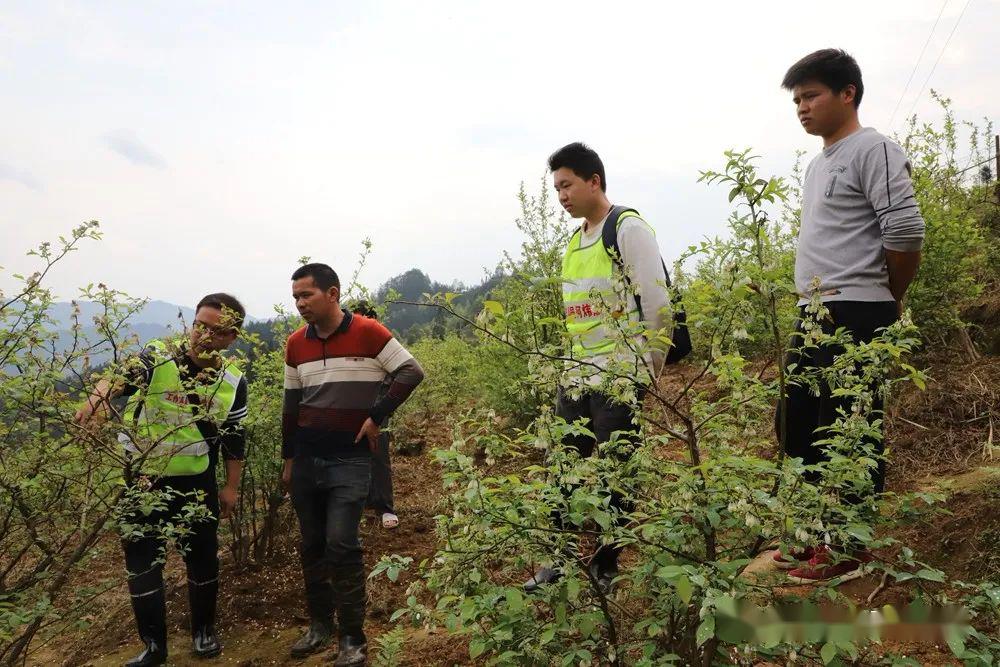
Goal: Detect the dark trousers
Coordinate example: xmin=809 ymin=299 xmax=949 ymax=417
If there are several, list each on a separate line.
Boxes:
xmin=777 ymin=300 xmax=898 ymax=505
xmin=366 ymin=433 xmax=395 ymax=515
xmin=291 ymin=455 xmax=371 ymax=638
xmin=121 ymin=470 xmax=220 ymax=646
xmin=554 ymin=388 xmax=643 ymax=572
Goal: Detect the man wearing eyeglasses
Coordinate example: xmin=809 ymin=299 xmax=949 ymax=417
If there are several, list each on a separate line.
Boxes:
xmin=75 ymin=293 xmax=249 ymax=666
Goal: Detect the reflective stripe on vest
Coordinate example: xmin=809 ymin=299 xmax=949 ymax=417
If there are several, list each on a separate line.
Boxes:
xmin=120 ymin=339 xmax=242 ymax=477
xmin=561 ymin=210 xmax=654 ymax=360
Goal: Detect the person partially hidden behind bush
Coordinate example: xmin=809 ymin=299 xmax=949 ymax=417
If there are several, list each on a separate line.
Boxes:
xmin=282 ymin=264 xmax=424 ymax=666
xmin=774 ymin=49 xmax=925 ymax=583
xmin=348 ymin=300 xmax=400 ymax=531
xmin=74 ymin=293 xmax=249 ymax=666
xmin=523 ymin=142 xmax=678 ymax=596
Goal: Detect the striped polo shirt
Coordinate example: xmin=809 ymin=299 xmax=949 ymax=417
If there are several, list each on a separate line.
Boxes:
xmin=282 ymin=309 xmax=424 ymax=459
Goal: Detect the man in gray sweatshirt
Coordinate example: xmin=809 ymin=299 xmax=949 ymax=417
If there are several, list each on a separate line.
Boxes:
xmin=774 ymin=49 xmax=924 ymax=583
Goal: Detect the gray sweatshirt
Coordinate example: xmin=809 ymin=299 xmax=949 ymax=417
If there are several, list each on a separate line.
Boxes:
xmin=795 ymin=127 xmax=925 ymax=304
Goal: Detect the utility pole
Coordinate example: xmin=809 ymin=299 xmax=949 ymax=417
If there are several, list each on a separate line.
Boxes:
xmin=995 ymin=134 xmax=1000 ymax=201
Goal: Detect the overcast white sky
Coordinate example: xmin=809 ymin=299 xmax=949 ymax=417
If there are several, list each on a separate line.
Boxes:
xmin=2 ymin=0 xmax=998 ymax=317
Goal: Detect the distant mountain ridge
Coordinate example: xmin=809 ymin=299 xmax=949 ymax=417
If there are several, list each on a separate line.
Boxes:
xmin=44 ymin=268 xmax=499 ymax=352
xmin=32 ymin=300 xmax=261 ymax=367
xmin=46 ymin=300 xmax=198 ymax=332
xmin=374 ymin=267 xmax=502 ymax=341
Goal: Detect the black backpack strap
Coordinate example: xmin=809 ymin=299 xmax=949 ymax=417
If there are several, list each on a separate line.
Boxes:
xmin=600 ymin=206 xmax=672 ymax=311
xmin=600 ymin=206 xmax=632 ymax=268
xmin=600 ymin=205 xmax=692 ymax=365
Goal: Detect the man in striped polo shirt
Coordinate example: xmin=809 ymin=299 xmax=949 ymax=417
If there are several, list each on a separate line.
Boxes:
xmin=282 ymin=263 xmax=424 ymax=666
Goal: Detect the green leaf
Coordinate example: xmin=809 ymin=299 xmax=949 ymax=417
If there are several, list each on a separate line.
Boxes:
xmin=655 ymin=565 xmax=685 ymax=580
xmin=845 ymin=523 xmax=873 ymax=542
xmin=469 ymin=639 xmax=486 ymax=659
xmin=566 ymin=577 xmax=580 ymax=600
xmin=944 ymin=626 xmax=966 ymax=657
xmin=579 ymin=617 xmax=595 ymax=638
xmin=676 ymin=575 xmax=693 ymax=604
xmin=505 ymin=588 xmax=524 ymax=612
xmin=696 ymin=616 xmax=714 ymax=646
xmin=820 ymin=642 xmax=837 ymax=664
xmin=914 ymin=568 xmax=945 ymax=582
xmin=555 ymin=603 xmax=566 ymax=625
xmin=483 ymin=300 xmax=504 ymax=315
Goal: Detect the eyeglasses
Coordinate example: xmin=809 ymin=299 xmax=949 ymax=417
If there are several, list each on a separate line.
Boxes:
xmin=193 ymin=320 xmax=235 ymax=336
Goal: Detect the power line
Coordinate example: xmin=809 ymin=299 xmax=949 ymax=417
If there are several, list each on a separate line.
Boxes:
xmin=922 ymin=154 xmax=995 ymax=189
xmin=953 ymin=154 xmax=994 ymax=176
xmin=888 ymin=0 xmax=949 ymax=130
xmin=904 ymin=0 xmax=973 ymax=122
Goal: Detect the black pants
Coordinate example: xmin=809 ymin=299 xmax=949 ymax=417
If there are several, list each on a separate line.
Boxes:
xmin=554 ymin=388 xmax=643 ymax=572
xmin=777 ymin=300 xmax=898 ymax=503
xmin=291 ymin=455 xmax=371 ymax=638
xmin=121 ymin=470 xmax=220 ymax=646
xmin=366 ymin=433 xmax=394 ymax=515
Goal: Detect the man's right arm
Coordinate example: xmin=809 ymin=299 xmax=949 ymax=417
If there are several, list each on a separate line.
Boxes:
xmin=74 ymin=349 xmax=153 ymax=425
xmin=74 ymin=378 xmax=118 ymax=425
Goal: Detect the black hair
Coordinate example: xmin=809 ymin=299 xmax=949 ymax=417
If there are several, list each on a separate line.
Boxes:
xmin=291 ymin=263 xmax=341 ymax=292
xmin=548 ymin=142 xmax=607 ymax=192
xmin=781 ymin=48 xmax=864 ymax=108
xmin=196 ymin=292 xmax=246 ymax=329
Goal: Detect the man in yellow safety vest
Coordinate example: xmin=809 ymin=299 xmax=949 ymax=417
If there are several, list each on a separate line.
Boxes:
xmin=75 ymin=293 xmax=248 ymax=666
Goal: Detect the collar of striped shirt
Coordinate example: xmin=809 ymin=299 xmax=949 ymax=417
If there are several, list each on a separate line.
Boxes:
xmin=305 ymin=308 xmax=353 ymax=340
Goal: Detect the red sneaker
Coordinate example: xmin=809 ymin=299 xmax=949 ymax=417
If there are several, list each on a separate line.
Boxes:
xmin=786 ymin=546 xmax=874 ymax=584
xmin=772 ymin=545 xmax=816 ymax=570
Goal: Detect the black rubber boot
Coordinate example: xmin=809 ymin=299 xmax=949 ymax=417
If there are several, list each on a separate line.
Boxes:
xmin=123 ymin=639 xmax=167 ymax=667
xmin=191 ymin=627 xmax=221 ymax=659
xmin=588 ymin=560 xmax=618 ymax=596
xmin=333 ymin=635 xmax=368 ymax=667
xmin=289 ymin=621 xmax=334 ymax=658
xmin=333 ymin=563 xmax=367 ymax=644
xmin=589 ymin=544 xmax=621 ymax=596
xmin=125 ymin=587 xmax=168 ymax=666
xmin=188 ymin=578 xmax=221 ymax=658
xmin=523 ymin=566 xmax=562 ymax=593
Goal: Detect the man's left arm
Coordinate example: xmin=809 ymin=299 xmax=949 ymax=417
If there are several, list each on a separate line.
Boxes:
xmin=218 ymin=376 xmax=248 ymax=519
xmin=619 ymin=217 xmax=673 ymax=374
xmin=356 ymin=335 xmax=425 ymax=451
xmin=861 ymin=141 xmax=926 ymax=312
xmin=370 ymin=337 xmax=425 ymax=420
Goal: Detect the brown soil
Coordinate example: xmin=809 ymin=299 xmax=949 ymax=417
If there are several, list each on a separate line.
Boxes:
xmin=888 ymin=352 xmax=999 ymax=487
